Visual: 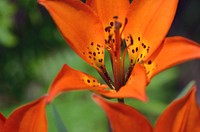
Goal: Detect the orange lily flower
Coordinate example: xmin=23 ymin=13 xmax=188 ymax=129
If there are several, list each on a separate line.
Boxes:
xmin=93 ymin=85 xmax=200 ymax=132
xmin=38 ymin=0 xmax=200 ymax=101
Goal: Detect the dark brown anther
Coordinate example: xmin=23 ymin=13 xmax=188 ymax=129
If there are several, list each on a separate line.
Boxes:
xmin=113 ymin=16 xmax=118 ymax=19
xmin=114 ymin=21 xmax=122 ymax=30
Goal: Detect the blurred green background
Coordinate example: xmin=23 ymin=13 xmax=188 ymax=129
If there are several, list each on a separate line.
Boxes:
xmin=0 ymin=0 xmax=200 ymax=131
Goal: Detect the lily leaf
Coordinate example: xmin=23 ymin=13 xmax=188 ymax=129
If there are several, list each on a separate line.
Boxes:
xmin=51 ymin=104 xmax=67 ymax=132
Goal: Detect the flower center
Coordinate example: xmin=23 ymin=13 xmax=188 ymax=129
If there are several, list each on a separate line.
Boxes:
xmin=95 ymin=16 xmax=150 ymax=91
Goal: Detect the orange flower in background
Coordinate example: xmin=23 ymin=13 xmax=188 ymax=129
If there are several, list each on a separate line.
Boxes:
xmin=93 ymin=85 xmax=200 ymax=132
xmin=0 ymin=97 xmax=48 ymax=132
xmin=1 ymin=70 xmax=199 ymax=131
xmin=38 ymin=0 xmax=200 ymax=101
xmin=0 ymin=113 xmax=6 ymax=130
xmin=0 ymin=64 xmax=108 ymax=131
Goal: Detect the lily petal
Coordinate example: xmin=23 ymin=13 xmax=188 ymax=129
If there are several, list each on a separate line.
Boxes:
xmin=144 ymin=36 xmax=200 ymax=81
xmin=86 ymin=0 xmax=130 ymax=27
xmin=98 ymin=64 xmax=148 ymax=101
xmin=0 ymin=113 xmax=6 ymax=129
xmin=47 ymin=64 xmax=107 ymax=103
xmin=93 ymin=94 xmax=152 ymax=132
xmin=38 ymin=0 xmax=105 ymax=70
xmin=3 ymin=96 xmax=47 ymax=132
xmin=154 ymin=85 xmax=200 ymax=132
xmin=124 ymin=0 xmax=178 ymax=62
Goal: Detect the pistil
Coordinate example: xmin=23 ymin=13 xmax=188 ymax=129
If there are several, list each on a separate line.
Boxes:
xmin=99 ymin=17 xmax=132 ymax=92
xmin=113 ymin=20 xmax=122 ymax=90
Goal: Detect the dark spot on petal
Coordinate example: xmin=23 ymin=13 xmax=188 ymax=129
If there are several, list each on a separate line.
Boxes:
xmin=105 ymin=39 xmax=108 ymax=44
xmin=99 ymin=59 xmax=103 ymax=62
xmin=110 ymin=22 xmax=113 ymax=26
xmin=130 ymin=59 xmax=133 ymax=63
xmin=112 ymin=39 xmax=115 ymax=43
xmin=136 ymin=47 xmax=138 ymax=52
xmin=113 ymin=16 xmax=118 ymax=19
xmin=148 ymin=60 xmax=152 ymax=65
xmin=124 ymin=18 xmax=128 ymax=25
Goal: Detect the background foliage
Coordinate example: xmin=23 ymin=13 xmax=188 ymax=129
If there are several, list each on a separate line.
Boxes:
xmin=0 ymin=0 xmax=200 ymax=131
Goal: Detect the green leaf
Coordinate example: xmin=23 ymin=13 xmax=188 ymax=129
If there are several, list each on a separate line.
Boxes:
xmin=51 ymin=104 xmax=68 ymax=132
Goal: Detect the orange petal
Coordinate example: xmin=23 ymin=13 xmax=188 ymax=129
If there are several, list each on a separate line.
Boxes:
xmin=154 ymin=85 xmax=200 ymax=132
xmin=144 ymin=36 xmax=200 ymax=80
xmin=47 ymin=64 xmax=107 ymax=103
xmin=124 ymin=0 xmax=178 ymax=62
xmin=0 ymin=113 xmax=6 ymax=129
xmin=93 ymin=94 xmax=152 ymax=132
xmin=3 ymin=96 xmax=47 ymax=132
xmin=86 ymin=0 xmax=130 ymax=27
xmin=98 ymin=64 xmax=148 ymax=101
xmin=38 ymin=0 xmax=105 ymax=70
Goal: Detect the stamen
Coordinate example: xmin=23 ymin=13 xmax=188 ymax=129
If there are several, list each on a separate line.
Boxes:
xmin=122 ymin=44 xmax=129 ymax=85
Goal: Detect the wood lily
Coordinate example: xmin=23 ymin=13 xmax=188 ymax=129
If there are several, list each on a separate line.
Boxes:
xmin=38 ymin=0 xmax=200 ymax=101
xmin=93 ymin=85 xmax=200 ymax=132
